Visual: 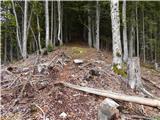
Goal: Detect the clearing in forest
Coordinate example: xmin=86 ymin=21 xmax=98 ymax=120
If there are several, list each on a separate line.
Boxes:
xmin=1 ymin=45 xmax=160 ymax=120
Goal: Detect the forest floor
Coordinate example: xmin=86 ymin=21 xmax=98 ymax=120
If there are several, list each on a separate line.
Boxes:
xmin=1 ymin=43 xmax=160 ymax=120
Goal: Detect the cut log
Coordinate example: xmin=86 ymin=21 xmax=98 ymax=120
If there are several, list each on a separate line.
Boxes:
xmin=56 ymin=82 xmax=160 ymax=107
xmin=127 ymin=57 xmax=142 ymax=89
xmin=98 ymin=98 xmax=120 ymax=120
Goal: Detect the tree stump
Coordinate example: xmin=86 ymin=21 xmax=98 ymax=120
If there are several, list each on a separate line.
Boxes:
xmin=98 ymin=98 xmax=120 ymax=120
xmin=127 ymin=57 xmax=142 ymax=89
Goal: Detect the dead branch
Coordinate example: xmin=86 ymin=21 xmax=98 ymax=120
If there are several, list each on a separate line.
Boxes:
xmin=142 ymin=77 xmax=160 ymax=89
xmin=33 ymin=103 xmax=46 ymax=120
xmin=56 ymin=82 xmax=160 ymax=107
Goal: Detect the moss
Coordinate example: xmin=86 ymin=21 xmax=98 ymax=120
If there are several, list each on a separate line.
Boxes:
xmin=112 ymin=64 xmax=127 ymax=78
xmin=47 ymin=43 xmax=54 ymax=52
xmin=71 ymin=47 xmax=87 ymax=58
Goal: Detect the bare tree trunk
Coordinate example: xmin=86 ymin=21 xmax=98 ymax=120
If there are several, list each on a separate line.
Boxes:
xmin=110 ymin=0 xmax=122 ymax=67
xmin=37 ymin=15 xmax=42 ymax=51
xmin=45 ymin=0 xmax=49 ymax=48
xmin=31 ymin=27 xmax=38 ymax=52
xmin=10 ymin=34 xmax=13 ymax=62
xmin=92 ymin=19 xmax=96 ymax=48
xmin=61 ymin=2 xmax=63 ymax=42
xmin=96 ymin=1 xmax=100 ymax=51
xmin=11 ymin=0 xmax=23 ymax=56
xmin=27 ymin=9 xmax=33 ymax=38
xmin=127 ymin=57 xmax=142 ymax=89
xmin=129 ymin=25 xmax=134 ymax=58
xmin=136 ymin=2 xmax=139 ymax=57
xmin=142 ymin=9 xmax=146 ymax=63
xmin=4 ymin=31 xmax=7 ymax=63
xmin=122 ymin=0 xmax=128 ymax=62
xmin=53 ymin=3 xmax=57 ymax=46
xmin=22 ymin=0 xmax=28 ymax=59
xmin=53 ymin=2 xmax=57 ymax=47
xmin=58 ymin=0 xmax=63 ymax=46
xmin=150 ymin=28 xmax=153 ymax=62
xmin=88 ymin=8 xmax=92 ymax=47
xmin=51 ymin=1 xmax=53 ymax=45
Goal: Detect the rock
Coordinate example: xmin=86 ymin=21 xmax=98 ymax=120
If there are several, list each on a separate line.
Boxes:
xmin=37 ymin=80 xmax=49 ymax=90
xmin=59 ymin=112 xmax=67 ymax=119
xmin=22 ymin=67 xmax=30 ymax=72
xmin=98 ymin=98 xmax=120 ymax=120
xmin=73 ymin=59 xmax=84 ymax=64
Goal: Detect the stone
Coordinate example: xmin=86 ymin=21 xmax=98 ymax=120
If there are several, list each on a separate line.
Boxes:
xmin=73 ymin=59 xmax=84 ymax=64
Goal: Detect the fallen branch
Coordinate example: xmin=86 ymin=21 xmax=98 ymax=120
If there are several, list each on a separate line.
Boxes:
xmin=56 ymin=82 xmax=160 ymax=107
xmin=33 ymin=103 xmax=46 ymax=120
xmin=142 ymin=77 xmax=160 ymax=89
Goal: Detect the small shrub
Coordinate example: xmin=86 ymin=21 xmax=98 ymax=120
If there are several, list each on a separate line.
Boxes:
xmin=47 ymin=43 xmax=54 ymax=52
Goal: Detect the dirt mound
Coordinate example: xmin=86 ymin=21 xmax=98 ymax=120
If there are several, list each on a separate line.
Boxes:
xmin=1 ymin=46 xmax=160 ymax=120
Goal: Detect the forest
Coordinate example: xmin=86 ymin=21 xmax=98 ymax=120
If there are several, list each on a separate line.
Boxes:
xmin=1 ymin=0 xmax=160 ymax=120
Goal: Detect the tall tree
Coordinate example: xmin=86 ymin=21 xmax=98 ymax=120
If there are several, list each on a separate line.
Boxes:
xmin=53 ymin=2 xmax=57 ymax=46
xmin=58 ymin=0 xmax=63 ymax=46
xmin=11 ymin=0 xmax=23 ymax=56
xmin=129 ymin=25 xmax=134 ymax=58
xmin=96 ymin=1 xmax=100 ymax=51
xmin=88 ymin=4 xmax=92 ymax=47
xmin=22 ymin=0 xmax=28 ymax=59
xmin=122 ymin=0 xmax=128 ymax=62
xmin=37 ymin=15 xmax=42 ymax=51
xmin=142 ymin=8 xmax=146 ymax=63
xmin=45 ymin=0 xmax=49 ymax=48
xmin=51 ymin=1 xmax=53 ymax=45
xmin=110 ymin=0 xmax=122 ymax=67
xmin=136 ymin=2 xmax=139 ymax=57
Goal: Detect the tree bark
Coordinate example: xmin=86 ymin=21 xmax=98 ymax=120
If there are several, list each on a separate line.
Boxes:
xmin=136 ymin=2 xmax=139 ymax=57
xmin=127 ymin=57 xmax=142 ymax=89
xmin=58 ymin=0 xmax=63 ymax=46
xmin=92 ymin=19 xmax=96 ymax=48
xmin=4 ymin=30 xmax=7 ymax=63
xmin=11 ymin=0 xmax=23 ymax=56
xmin=122 ymin=0 xmax=128 ymax=62
xmin=96 ymin=1 xmax=100 ymax=51
xmin=61 ymin=2 xmax=63 ymax=43
xmin=88 ymin=7 xmax=92 ymax=47
xmin=110 ymin=0 xmax=122 ymax=67
xmin=129 ymin=25 xmax=134 ymax=58
xmin=37 ymin=15 xmax=42 ymax=51
xmin=10 ymin=34 xmax=13 ymax=62
xmin=51 ymin=1 xmax=53 ymax=45
xmin=45 ymin=0 xmax=50 ymax=48
xmin=31 ymin=27 xmax=38 ymax=52
xmin=22 ymin=0 xmax=28 ymax=59
xmin=53 ymin=1 xmax=57 ymax=47
xmin=142 ymin=9 xmax=146 ymax=63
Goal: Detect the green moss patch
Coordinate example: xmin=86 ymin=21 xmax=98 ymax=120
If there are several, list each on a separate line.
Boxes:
xmin=112 ymin=64 xmax=127 ymax=78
